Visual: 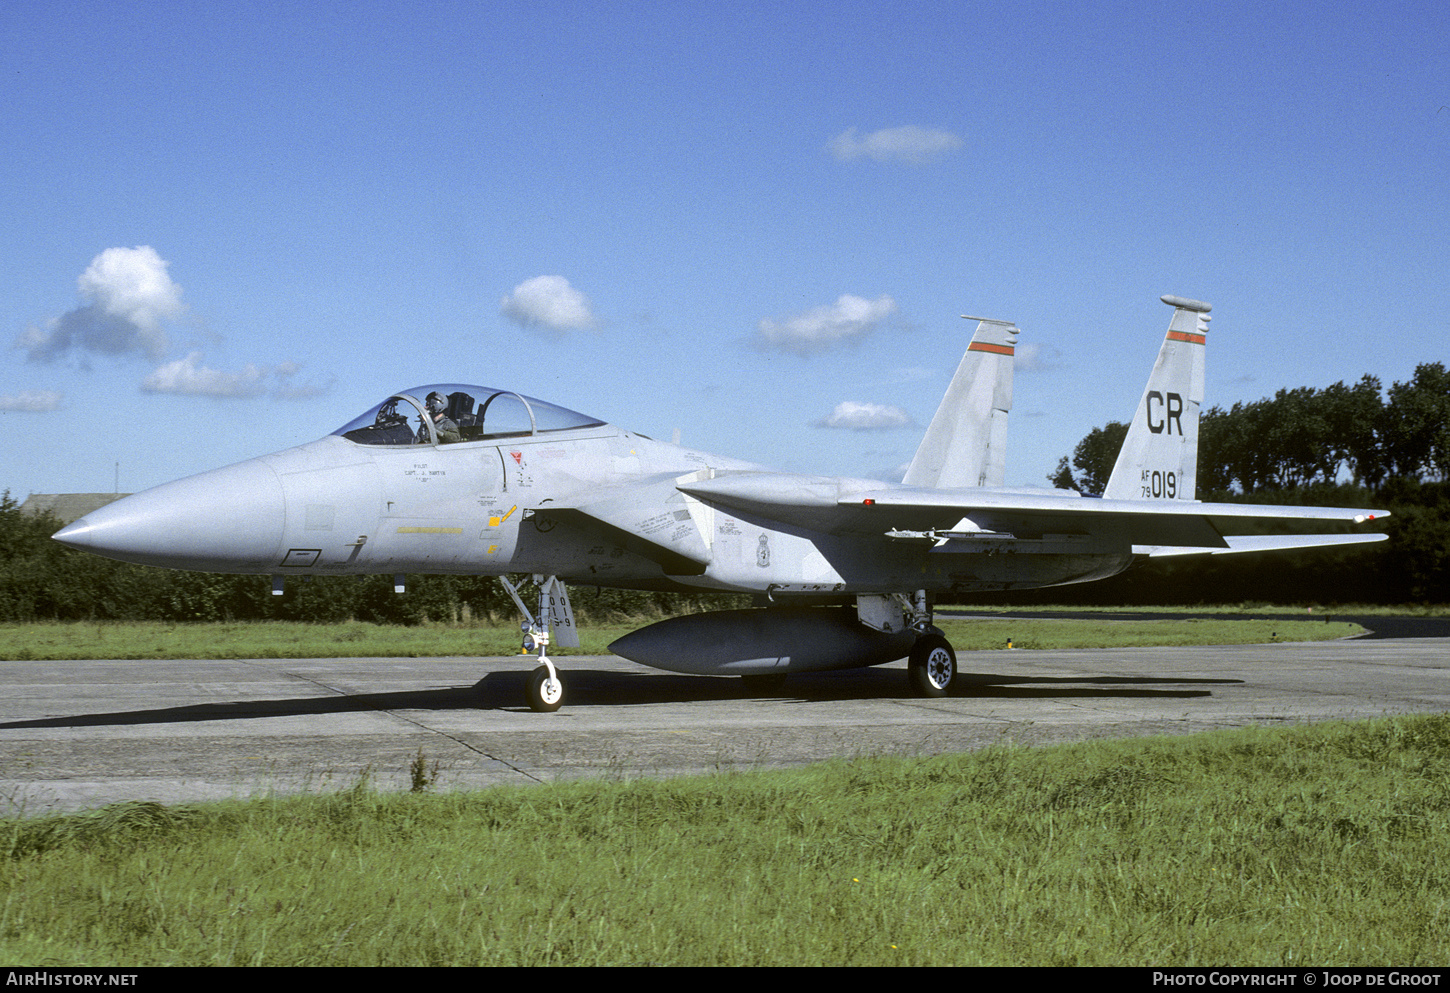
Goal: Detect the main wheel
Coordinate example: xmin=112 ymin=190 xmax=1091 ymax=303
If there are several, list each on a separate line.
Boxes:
xmin=526 ymin=665 xmax=565 ymax=712
xmin=908 ymin=633 xmax=956 ymax=698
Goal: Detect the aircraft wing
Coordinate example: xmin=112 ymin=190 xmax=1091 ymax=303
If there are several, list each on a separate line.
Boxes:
xmin=676 ymin=472 xmax=1388 ymax=551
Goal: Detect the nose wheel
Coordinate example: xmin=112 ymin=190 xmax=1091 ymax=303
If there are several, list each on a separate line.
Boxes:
xmin=908 ymin=632 xmax=957 ymax=697
xmin=527 ymin=663 xmax=565 ymax=712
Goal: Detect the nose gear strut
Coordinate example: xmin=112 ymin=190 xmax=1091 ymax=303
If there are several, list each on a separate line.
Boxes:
xmin=499 ymin=574 xmax=572 ymax=712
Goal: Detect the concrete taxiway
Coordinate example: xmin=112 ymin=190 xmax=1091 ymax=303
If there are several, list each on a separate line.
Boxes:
xmin=3 ymin=638 xmax=1449 ymax=815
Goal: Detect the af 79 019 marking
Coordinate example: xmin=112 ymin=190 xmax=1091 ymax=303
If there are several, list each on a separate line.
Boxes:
xmin=1140 ymin=468 xmax=1179 ymax=499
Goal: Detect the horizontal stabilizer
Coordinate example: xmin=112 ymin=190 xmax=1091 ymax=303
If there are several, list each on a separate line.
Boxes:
xmin=1135 ymin=532 xmax=1389 ymax=558
xmin=681 ymin=471 xmax=1388 ymax=551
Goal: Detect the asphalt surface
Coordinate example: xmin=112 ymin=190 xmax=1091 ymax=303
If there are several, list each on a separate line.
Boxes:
xmin=940 ymin=608 xmax=1450 ymax=640
xmin=3 ymin=637 xmax=1450 ymax=816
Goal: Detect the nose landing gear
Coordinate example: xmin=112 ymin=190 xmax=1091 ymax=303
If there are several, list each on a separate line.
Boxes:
xmin=500 ymin=575 xmax=574 ymax=712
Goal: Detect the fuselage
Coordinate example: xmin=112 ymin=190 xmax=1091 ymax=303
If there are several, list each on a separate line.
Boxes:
xmin=53 ymin=383 xmax=1136 ymax=596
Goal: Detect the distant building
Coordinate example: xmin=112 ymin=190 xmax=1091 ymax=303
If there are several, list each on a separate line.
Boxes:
xmin=18 ymin=493 xmax=131 ymax=526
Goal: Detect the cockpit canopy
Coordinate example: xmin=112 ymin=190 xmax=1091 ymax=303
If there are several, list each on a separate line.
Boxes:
xmin=333 ymin=385 xmax=606 ymax=446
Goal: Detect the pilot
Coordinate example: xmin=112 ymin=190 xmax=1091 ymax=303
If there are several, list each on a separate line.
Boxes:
xmin=416 ymin=391 xmax=462 ymax=444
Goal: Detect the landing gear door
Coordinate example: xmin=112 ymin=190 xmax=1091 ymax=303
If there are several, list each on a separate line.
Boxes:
xmin=856 ymin=594 xmax=907 ymax=634
xmin=540 ymin=575 xmax=580 ymax=648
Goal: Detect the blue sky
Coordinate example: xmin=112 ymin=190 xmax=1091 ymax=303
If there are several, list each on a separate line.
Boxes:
xmin=4 ymin=0 xmax=1447 ymax=500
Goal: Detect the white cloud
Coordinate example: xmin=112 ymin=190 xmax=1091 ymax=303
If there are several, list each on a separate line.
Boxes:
xmin=137 ymin=352 xmax=326 ymax=400
xmin=755 ymin=294 xmax=897 ymax=356
xmin=142 ymin=352 xmax=266 ymax=397
xmin=1013 ymin=343 xmax=1058 ymax=372
xmin=500 ymin=275 xmax=598 ymax=332
xmin=0 ymin=390 xmax=63 ymax=412
xmin=270 ymin=362 xmax=334 ymax=400
xmin=141 ymin=353 xmax=330 ymax=400
xmin=78 ymin=246 xmax=186 ymax=332
xmin=814 ymin=400 xmax=915 ymax=431
xmin=828 ymin=125 xmax=964 ymax=164
xmin=19 ymin=246 xmax=185 ymax=362
xmin=17 ymin=249 xmax=326 ymax=403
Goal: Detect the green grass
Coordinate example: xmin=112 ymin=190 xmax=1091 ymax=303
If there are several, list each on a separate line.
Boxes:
xmin=4 ymin=715 xmax=1450 ymax=965
xmin=934 ymin=615 xmax=1366 ymax=650
xmin=949 ymin=602 xmax=1450 ymax=617
xmin=0 ymin=611 xmax=1371 ymax=660
xmin=0 ymin=619 xmax=608 ymax=660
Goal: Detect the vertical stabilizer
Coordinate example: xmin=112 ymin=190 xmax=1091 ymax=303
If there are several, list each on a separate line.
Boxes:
xmin=1103 ymin=295 xmax=1210 ymax=501
xmin=903 ymin=317 xmax=1017 ymax=488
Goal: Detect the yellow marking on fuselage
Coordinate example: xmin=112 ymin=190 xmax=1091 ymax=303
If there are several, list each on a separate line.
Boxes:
xmin=488 ymin=505 xmax=519 ymax=527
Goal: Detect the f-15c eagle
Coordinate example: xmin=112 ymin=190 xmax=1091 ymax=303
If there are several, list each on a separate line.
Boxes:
xmin=55 ymin=294 xmax=1387 ymax=711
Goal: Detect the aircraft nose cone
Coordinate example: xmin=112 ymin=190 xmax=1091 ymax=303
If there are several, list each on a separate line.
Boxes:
xmin=53 ymin=459 xmax=286 ymax=572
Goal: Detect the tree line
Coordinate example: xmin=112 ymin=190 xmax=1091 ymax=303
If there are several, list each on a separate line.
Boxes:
xmin=1053 ymin=363 xmax=1449 ymax=495
xmin=1044 ymin=362 xmax=1449 ymax=604
xmin=3 ymin=360 xmax=1445 ymax=622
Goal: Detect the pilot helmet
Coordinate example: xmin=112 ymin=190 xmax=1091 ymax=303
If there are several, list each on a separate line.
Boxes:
xmin=425 ymin=391 xmax=447 ymax=414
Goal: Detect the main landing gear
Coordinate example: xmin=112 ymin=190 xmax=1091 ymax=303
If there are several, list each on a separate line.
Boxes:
xmin=877 ymin=590 xmax=957 ymax=698
xmin=908 ymin=631 xmax=957 ymax=698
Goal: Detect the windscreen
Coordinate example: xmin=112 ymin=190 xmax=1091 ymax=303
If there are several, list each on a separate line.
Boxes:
xmin=333 ymin=385 xmax=606 ymax=446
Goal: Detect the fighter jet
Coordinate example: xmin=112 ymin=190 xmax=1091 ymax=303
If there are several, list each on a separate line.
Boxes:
xmin=54 ymin=295 xmax=1388 ymax=711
